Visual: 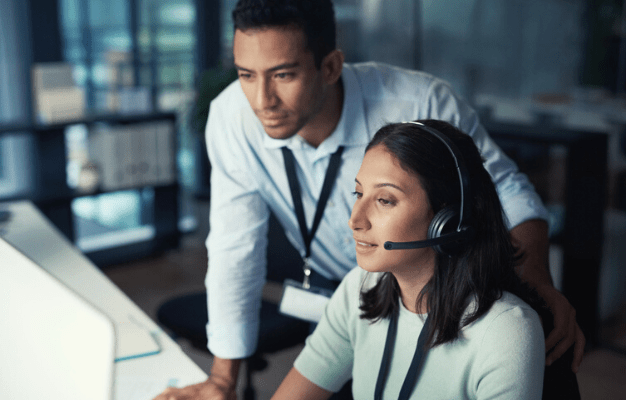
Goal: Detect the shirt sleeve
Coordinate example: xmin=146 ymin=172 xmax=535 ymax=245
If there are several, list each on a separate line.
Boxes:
xmin=472 ymin=305 xmax=546 ymax=400
xmin=203 ymin=97 xmax=270 ymax=359
xmin=468 ymin=119 xmax=550 ymax=230
xmin=293 ymin=269 xmax=360 ymax=392
xmin=427 ymin=81 xmax=550 ymax=230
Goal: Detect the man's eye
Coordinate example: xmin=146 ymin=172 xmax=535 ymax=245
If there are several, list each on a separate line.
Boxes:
xmin=274 ymin=72 xmax=292 ymax=79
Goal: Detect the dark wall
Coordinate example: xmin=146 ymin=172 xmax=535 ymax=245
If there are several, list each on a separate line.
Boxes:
xmin=29 ymin=0 xmax=63 ymax=63
xmin=580 ymin=0 xmax=625 ymax=94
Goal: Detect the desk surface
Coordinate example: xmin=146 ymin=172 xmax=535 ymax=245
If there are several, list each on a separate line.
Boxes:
xmin=0 ymin=200 xmax=207 ymax=399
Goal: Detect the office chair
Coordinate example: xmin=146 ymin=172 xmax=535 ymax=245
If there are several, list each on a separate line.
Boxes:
xmin=157 ymin=213 xmax=310 ymax=400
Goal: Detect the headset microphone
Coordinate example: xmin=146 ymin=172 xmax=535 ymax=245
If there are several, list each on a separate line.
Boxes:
xmin=383 ymin=228 xmax=473 ymax=251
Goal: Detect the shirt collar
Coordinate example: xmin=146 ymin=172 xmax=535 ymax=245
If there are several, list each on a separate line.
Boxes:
xmin=262 ymin=63 xmax=370 ymax=156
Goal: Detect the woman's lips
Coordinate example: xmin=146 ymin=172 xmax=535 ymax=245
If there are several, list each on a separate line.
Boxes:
xmin=354 ymin=238 xmax=377 ymax=253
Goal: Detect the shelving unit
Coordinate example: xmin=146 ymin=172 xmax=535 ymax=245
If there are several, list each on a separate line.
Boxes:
xmin=0 ymin=112 xmax=180 ymax=266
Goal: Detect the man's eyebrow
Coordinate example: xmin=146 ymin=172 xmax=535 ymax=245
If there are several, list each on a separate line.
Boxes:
xmin=234 ymin=62 xmax=300 ymax=73
xmin=354 ymin=178 xmax=405 ymax=193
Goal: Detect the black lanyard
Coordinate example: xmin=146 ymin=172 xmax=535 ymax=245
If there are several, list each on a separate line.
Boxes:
xmin=281 ymin=146 xmax=344 ymax=288
xmin=374 ymin=311 xmax=431 ymax=400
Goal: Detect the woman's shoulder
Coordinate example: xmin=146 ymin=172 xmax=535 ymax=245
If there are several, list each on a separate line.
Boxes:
xmin=493 ymin=291 xmax=536 ymax=312
xmin=468 ymin=292 xmax=543 ymax=341
xmin=457 ymin=297 xmax=545 ymax=400
xmin=487 ymin=292 xmax=539 ymax=323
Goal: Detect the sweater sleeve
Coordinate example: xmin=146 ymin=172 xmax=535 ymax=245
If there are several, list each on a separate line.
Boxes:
xmin=472 ymin=305 xmax=546 ymax=400
xmin=293 ymin=268 xmax=363 ymax=392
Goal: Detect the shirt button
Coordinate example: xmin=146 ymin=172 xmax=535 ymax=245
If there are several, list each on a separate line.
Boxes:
xmin=328 ymin=200 xmax=335 ymax=207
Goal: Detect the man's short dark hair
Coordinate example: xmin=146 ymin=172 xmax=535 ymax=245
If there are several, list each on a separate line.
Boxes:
xmin=232 ymin=0 xmax=337 ymax=69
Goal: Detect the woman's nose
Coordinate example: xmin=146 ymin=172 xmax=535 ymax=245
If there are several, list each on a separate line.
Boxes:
xmin=349 ymin=200 xmax=370 ymax=231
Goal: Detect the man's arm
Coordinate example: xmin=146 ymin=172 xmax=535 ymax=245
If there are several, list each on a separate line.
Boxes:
xmin=510 ymin=219 xmax=585 ymax=373
xmin=152 ymin=93 xmax=270 ymax=399
xmin=202 ymin=101 xmax=270 ymax=361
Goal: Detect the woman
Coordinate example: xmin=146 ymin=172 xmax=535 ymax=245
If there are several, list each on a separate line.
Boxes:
xmin=272 ymin=120 xmax=546 ymax=399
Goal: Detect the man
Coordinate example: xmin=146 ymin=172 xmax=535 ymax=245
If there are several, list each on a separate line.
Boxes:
xmin=156 ymin=1 xmax=584 ymax=399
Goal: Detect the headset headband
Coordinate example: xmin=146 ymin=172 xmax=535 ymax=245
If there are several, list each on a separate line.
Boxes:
xmin=406 ymin=121 xmax=470 ymax=232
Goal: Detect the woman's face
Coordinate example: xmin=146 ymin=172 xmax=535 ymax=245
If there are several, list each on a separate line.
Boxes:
xmin=349 ymin=145 xmax=435 ymax=275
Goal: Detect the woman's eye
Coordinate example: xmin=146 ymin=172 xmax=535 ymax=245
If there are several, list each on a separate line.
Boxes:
xmin=378 ymin=198 xmax=394 ymax=206
xmin=352 ymin=191 xmax=362 ymax=199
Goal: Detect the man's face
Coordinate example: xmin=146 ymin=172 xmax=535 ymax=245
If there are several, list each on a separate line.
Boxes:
xmin=233 ymin=26 xmax=329 ymax=140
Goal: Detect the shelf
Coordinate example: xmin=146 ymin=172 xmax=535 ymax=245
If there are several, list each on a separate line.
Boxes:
xmin=0 ymin=112 xmax=176 ymax=136
xmin=1 ymin=112 xmax=182 ymax=266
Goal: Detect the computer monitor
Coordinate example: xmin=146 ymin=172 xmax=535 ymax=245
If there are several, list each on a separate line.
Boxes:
xmin=0 ymin=237 xmax=115 ymax=400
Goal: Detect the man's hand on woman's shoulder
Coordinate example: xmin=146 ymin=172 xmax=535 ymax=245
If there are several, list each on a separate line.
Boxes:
xmin=536 ymin=284 xmax=586 ymax=373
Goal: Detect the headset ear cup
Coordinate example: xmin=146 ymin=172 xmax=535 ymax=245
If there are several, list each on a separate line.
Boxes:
xmin=428 ymin=206 xmax=460 ymax=255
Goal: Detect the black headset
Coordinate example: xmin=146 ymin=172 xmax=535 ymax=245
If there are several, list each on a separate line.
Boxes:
xmin=383 ymin=121 xmax=474 ymax=256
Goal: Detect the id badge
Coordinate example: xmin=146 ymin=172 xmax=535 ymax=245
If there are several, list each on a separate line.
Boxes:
xmin=279 ymin=279 xmax=334 ymax=323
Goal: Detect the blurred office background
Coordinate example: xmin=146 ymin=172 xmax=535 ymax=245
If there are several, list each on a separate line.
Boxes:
xmin=0 ymin=0 xmax=626 ymax=398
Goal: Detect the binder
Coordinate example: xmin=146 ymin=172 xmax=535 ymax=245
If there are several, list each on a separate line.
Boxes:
xmin=88 ymin=125 xmax=120 ymax=191
xmin=141 ymin=123 xmax=160 ymax=186
xmin=155 ymin=121 xmax=176 ymax=185
xmin=117 ymin=125 xmax=135 ymax=188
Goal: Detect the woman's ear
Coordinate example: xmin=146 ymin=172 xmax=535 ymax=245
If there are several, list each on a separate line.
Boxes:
xmin=321 ymin=49 xmax=344 ymax=85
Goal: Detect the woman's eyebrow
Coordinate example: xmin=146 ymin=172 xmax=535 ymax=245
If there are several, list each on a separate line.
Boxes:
xmin=375 ymin=182 xmax=405 ymax=193
xmin=354 ymin=178 xmax=405 ymax=193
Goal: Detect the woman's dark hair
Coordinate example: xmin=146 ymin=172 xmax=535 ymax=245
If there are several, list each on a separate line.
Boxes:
xmin=232 ymin=0 xmax=337 ymax=69
xmin=359 ymin=119 xmax=542 ymax=347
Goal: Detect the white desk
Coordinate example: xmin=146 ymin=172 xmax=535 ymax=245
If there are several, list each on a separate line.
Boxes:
xmin=0 ymin=200 xmax=207 ymax=399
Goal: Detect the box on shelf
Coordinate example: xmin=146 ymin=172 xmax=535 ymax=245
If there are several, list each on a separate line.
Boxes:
xmin=32 ymin=63 xmax=86 ymax=124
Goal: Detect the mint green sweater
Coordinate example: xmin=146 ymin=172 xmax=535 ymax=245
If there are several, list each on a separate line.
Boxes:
xmin=294 ymin=267 xmax=545 ymax=399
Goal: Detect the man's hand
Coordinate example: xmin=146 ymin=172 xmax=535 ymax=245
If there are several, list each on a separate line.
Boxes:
xmin=510 ymin=219 xmax=585 ymax=373
xmin=536 ymin=284 xmax=586 ymax=373
xmin=153 ymin=357 xmax=242 ymax=400
xmin=153 ymin=379 xmax=237 ymax=400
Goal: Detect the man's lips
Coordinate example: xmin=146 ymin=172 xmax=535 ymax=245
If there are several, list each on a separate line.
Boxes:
xmin=258 ymin=112 xmax=287 ymax=124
